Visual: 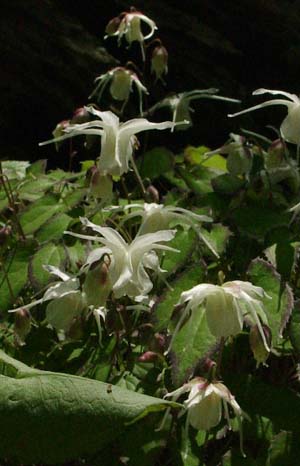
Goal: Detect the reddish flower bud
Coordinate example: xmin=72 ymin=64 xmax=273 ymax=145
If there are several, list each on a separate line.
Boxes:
xmin=14 ymin=308 xmax=31 ymax=345
xmin=138 ymin=351 xmax=158 ymax=362
xmin=151 ymin=44 xmax=168 ymax=83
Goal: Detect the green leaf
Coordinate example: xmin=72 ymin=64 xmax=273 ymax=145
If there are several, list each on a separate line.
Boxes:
xmin=154 ymin=265 xmax=203 ymax=332
xmin=211 ymin=173 xmax=244 ymax=195
xmin=0 ymin=241 xmax=35 ymax=311
xmin=177 ymin=165 xmax=214 ymax=194
xmin=0 ymin=351 xmax=177 ymax=465
xmin=232 ymin=205 xmax=289 ymax=239
xmin=200 ymin=223 xmax=231 ymax=256
xmin=2 ymin=160 xmax=30 ymax=180
xmin=170 ymin=305 xmax=217 ymax=386
xmin=162 ymin=228 xmax=198 ymax=277
xmin=29 ymin=242 xmax=66 ymax=288
xmin=19 ymin=194 xmax=62 ymax=235
xmin=139 ymin=147 xmax=174 ymax=179
xmin=248 ymin=259 xmax=294 ymax=346
xmin=36 ymin=213 xmax=72 ymax=242
xmin=267 ymin=431 xmax=293 ymax=466
xmin=184 ymin=145 xmax=227 ymax=171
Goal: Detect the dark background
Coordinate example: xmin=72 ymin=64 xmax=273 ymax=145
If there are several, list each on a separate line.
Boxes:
xmin=2 ymin=0 xmax=300 ymax=167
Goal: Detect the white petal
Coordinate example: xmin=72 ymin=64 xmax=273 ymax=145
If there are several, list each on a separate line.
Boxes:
xmin=253 ymin=88 xmax=300 ymax=104
xmin=228 ymin=99 xmax=294 ymax=118
xmin=280 ymin=104 xmax=300 ymax=144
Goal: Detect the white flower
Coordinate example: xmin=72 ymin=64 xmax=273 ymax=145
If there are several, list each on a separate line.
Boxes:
xmin=122 ymin=202 xmax=211 ymax=233
xmin=167 ymin=280 xmax=270 ymax=353
xmin=89 ymin=67 xmax=148 ymax=115
xmin=8 ymin=266 xmax=84 ymax=331
xmin=165 ymin=377 xmax=247 ymax=457
xmin=65 ymin=217 xmax=178 ymax=299
xmin=148 ymin=89 xmax=240 ymax=131
xmin=228 ymin=88 xmax=300 ymax=145
xmin=118 ymin=202 xmax=217 ymax=256
xmin=105 ymin=10 xmax=157 ymax=60
xmin=40 ymin=108 xmax=185 ymax=176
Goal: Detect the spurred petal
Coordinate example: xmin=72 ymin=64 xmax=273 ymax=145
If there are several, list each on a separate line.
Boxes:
xmin=253 ymin=88 xmax=300 ymax=104
xmin=228 ymin=99 xmax=294 ymax=119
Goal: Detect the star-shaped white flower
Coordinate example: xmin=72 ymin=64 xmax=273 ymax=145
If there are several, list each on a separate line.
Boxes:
xmin=40 ymin=108 xmax=185 ymax=176
xmin=228 ymin=88 xmax=300 ymax=145
xmin=66 ymin=217 xmax=178 ymax=299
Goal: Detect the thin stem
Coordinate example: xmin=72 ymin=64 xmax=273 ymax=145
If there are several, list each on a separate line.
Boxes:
xmin=0 ymin=165 xmax=26 ymax=240
xmin=216 ymin=337 xmax=225 ymax=377
xmin=130 ymin=156 xmax=147 ymax=197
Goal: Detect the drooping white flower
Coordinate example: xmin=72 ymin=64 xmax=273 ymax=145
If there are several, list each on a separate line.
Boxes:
xmin=105 ymin=10 xmax=157 ymax=60
xmin=89 ymin=67 xmax=148 ymax=115
xmin=40 ymin=108 xmax=186 ymax=176
xmin=228 ymin=88 xmax=300 ymax=145
xmin=65 ymin=217 xmax=178 ymax=299
xmin=151 ymin=44 xmax=168 ymax=84
xmin=205 ymin=133 xmax=253 ymax=176
xmin=148 ymin=89 xmax=241 ymax=131
xmin=167 ymin=280 xmax=270 ymax=353
xmin=165 ymin=377 xmax=247 ymax=457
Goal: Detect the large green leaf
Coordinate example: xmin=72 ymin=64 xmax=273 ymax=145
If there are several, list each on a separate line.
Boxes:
xmin=162 ymin=228 xmax=198 ymax=277
xmin=0 ymin=350 xmax=177 ymax=464
xmin=0 ymin=241 xmax=35 ymax=311
xmin=29 ymin=242 xmax=67 ymax=288
xmin=138 ymin=147 xmax=174 ymax=179
xmin=36 ymin=212 xmax=72 ymax=242
xmin=248 ymin=259 xmax=294 ymax=346
xmin=170 ymin=305 xmax=217 ymax=386
xmin=19 ymin=194 xmax=62 ymax=235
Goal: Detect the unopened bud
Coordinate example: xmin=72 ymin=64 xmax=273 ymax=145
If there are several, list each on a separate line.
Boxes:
xmin=105 ymin=16 xmax=121 ymax=36
xmin=0 ymin=225 xmax=12 ymax=246
xmin=14 ymin=309 xmax=31 ymax=345
xmin=83 ymin=260 xmax=112 ymax=307
xmin=52 ymin=119 xmax=70 ymax=151
xmin=88 ymin=166 xmax=113 ymax=201
xmin=71 ymin=107 xmax=90 ymax=125
xmin=138 ymin=351 xmax=158 ymax=362
xmin=151 ymin=44 xmax=168 ymax=83
xmin=110 ymin=68 xmax=133 ymax=101
xmin=249 ymin=324 xmax=271 ymax=367
xmin=146 ymin=184 xmax=160 ymax=203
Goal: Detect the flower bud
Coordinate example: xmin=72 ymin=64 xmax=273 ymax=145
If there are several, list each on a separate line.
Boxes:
xmin=71 ymin=107 xmax=90 ymax=125
xmin=151 ymin=44 xmax=168 ymax=83
xmin=105 ymin=16 xmax=121 ymax=36
xmin=52 ymin=119 xmax=70 ymax=151
xmin=14 ymin=309 xmax=31 ymax=345
xmin=88 ymin=166 xmax=113 ymax=201
xmin=146 ymin=184 xmax=160 ymax=203
xmin=0 ymin=225 xmax=12 ymax=246
xmin=249 ymin=323 xmax=271 ymax=367
xmin=138 ymin=351 xmax=158 ymax=362
xmin=83 ymin=260 xmax=112 ymax=307
xmin=110 ymin=68 xmax=133 ymax=101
